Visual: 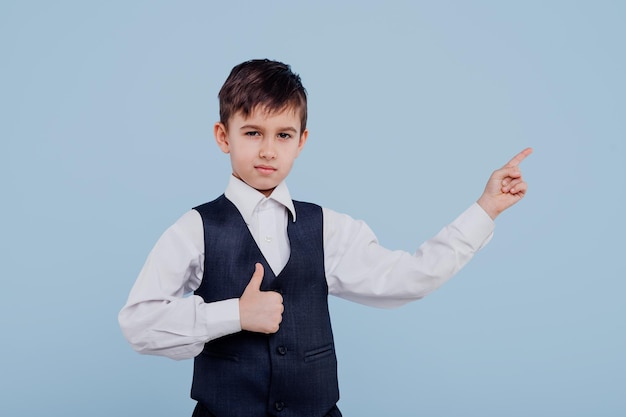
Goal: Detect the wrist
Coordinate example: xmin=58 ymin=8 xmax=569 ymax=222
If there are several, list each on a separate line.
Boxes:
xmin=477 ymin=196 xmax=499 ymax=220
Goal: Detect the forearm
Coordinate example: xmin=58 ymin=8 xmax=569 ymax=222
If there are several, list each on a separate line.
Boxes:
xmin=118 ymin=295 xmax=240 ymax=360
xmin=325 ymin=203 xmax=494 ymax=308
xmin=397 ymin=202 xmax=495 ymax=300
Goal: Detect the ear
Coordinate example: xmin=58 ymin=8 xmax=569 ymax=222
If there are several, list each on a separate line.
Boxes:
xmin=296 ymin=129 xmax=309 ymax=156
xmin=214 ymin=122 xmax=230 ymax=154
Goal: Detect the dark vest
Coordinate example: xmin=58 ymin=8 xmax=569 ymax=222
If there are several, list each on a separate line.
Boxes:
xmin=191 ymin=195 xmax=340 ymax=417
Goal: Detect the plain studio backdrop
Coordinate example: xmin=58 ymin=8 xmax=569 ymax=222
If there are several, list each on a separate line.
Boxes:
xmin=1 ymin=1 xmax=624 ymax=416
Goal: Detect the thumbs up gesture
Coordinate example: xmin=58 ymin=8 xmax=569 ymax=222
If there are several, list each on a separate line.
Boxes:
xmin=239 ymin=263 xmax=284 ymax=334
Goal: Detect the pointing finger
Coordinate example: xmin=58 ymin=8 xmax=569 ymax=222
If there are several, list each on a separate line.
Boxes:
xmin=504 ymin=147 xmax=533 ymax=168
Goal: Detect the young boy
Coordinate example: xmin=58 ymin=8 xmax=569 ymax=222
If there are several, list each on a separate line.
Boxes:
xmin=119 ymin=59 xmax=531 ymax=417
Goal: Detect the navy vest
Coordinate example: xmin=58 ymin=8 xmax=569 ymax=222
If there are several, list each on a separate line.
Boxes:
xmin=191 ymin=195 xmax=340 ymax=417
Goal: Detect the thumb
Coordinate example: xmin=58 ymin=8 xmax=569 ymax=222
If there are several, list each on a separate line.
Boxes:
xmin=245 ymin=263 xmax=265 ymax=292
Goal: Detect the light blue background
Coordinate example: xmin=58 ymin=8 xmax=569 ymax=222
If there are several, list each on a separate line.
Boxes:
xmin=2 ymin=1 xmax=624 ymax=415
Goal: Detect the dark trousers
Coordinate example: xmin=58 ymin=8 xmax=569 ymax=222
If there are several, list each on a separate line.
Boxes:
xmin=192 ymin=402 xmax=342 ymax=417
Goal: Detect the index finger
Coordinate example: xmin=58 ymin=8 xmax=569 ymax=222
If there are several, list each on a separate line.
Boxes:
xmin=504 ymin=147 xmax=533 ymax=168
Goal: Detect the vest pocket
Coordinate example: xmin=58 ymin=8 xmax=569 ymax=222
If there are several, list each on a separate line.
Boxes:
xmin=201 ymin=347 xmax=240 ymax=362
xmin=304 ymin=343 xmax=335 ymax=363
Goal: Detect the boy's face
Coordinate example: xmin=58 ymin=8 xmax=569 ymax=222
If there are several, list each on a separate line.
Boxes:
xmin=214 ymin=107 xmax=308 ymax=197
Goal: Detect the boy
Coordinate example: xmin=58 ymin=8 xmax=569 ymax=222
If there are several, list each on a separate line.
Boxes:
xmin=119 ymin=59 xmax=531 ymax=417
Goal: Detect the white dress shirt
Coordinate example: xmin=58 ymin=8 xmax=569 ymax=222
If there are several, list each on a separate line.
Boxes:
xmin=119 ymin=176 xmax=495 ymax=360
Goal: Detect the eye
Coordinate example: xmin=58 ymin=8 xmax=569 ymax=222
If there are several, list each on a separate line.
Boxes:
xmin=245 ymin=131 xmax=261 ymax=137
xmin=277 ymin=133 xmax=292 ymax=140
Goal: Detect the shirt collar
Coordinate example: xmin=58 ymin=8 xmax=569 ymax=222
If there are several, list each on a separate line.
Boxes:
xmin=224 ymin=175 xmax=297 ymax=224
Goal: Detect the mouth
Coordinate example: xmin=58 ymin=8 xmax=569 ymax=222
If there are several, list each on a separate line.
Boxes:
xmin=255 ymin=165 xmax=277 ymax=175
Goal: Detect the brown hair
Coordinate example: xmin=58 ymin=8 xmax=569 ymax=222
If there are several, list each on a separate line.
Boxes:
xmin=218 ymin=59 xmax=308 ymax=131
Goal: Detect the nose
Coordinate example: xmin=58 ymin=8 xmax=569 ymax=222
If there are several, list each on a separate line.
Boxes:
xmin=259 ymin=138 xmax=276 ymax=160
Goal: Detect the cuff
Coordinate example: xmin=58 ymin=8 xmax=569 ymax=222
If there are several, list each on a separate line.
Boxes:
xmin=202 ymin=298 xmax=242 ymax=341
xmin=454 ymin=202 xmax=496 ymax=250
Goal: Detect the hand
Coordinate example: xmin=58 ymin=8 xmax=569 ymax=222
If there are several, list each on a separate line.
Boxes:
xmin=239 ymin=263 xmax=284 ymax=334
xmin=477 ymin=147 xmax=533 ymax=219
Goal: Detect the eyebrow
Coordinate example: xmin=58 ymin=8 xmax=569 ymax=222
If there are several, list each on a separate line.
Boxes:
xmin=240 ymin=124 xmax=298 ymax=133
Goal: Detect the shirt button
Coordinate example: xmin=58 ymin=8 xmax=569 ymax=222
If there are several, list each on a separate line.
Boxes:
xmin=275 ymin=401 xmax=285 ymax=411
xmin=265 ymin=235 xmax=272 ymax=243
xmin=276 ymin=346 xmax=287 ymax=355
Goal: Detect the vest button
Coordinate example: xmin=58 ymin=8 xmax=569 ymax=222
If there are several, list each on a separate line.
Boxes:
xmin=275 ymin=401 xmax=285 ymax=411
xmin=276 ymin=346 xmax=287 ymax=355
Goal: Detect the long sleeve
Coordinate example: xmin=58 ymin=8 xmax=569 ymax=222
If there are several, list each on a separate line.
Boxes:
xmin=323 ymin=203 xmax=495 ymax=308
xmin=118 ymin=210 xmax=241 ymax=360
xmin=119 ymin=177 xmax=496 ymax=360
